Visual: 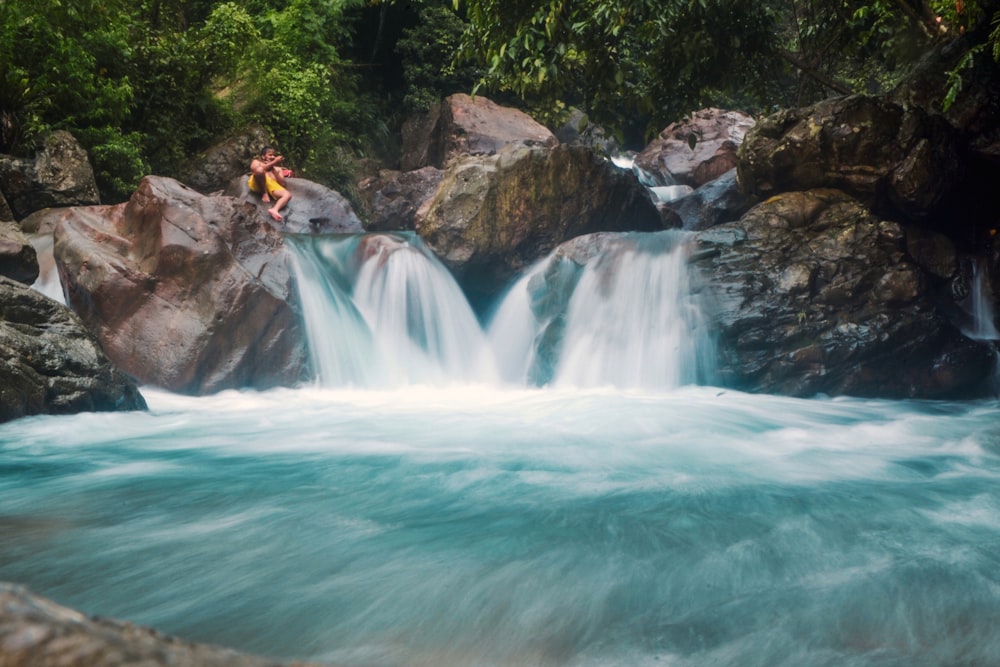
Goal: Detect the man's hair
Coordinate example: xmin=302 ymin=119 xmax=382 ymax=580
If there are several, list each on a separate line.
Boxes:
xmin=260 ymin=145 xmax=274 ymax=156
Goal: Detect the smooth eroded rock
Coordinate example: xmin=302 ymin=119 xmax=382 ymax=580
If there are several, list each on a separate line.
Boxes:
xmin=54 ymin=176 xmax=309 ymax=395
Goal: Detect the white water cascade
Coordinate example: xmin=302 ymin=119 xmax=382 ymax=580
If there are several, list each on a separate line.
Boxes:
xmin=287 ymin=229 xmax=714 ymax=391
xmin=961 ymin=257 xmax=1000 ymax=341
xmin=287 ymin=232 xmax=499 ymax=387
xmin=487 ymin=230 xmax=714 ymax=389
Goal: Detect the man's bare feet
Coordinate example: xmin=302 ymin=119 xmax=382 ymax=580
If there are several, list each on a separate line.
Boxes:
xmin=268 ymin=208 xmax=283 ymax=222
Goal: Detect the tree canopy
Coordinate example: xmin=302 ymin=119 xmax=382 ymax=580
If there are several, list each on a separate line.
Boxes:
xmin=454 ymin=0 xmax=1000 ymax=140
xmin=1 ymin=0 xmax=997 ymax=201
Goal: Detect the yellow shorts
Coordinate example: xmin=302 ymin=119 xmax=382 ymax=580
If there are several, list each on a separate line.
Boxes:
xmin=248 ymin=172 xmax=285 ymax=197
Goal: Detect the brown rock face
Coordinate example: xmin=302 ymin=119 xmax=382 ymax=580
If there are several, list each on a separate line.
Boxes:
xmin=356 ymin=167 xmax=444 ymax=231
xmin=737 ymin=95 xmax=961 ymax=223
xmin=415 ymin=143 xmax=663 ymax=300
xmin=401 ymin=93 xmax=558 ymax=171
xmin=690 ymin=189 xmax=993 ymax=398
xmin=0 ymin=276 xmax=146 ymax=423
xmin=53 ymin=176 xmax=309 ymax=395
xmin=634 ymin=108 xmax=756 ymax=187
xmin=0 ymin=582 xmax=326 ymax=667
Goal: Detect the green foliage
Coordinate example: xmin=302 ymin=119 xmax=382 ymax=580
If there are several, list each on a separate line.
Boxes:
xmin=80 ymin=129 xmax=150 ymax=198
xmin=0 ymin=0 xmax=135 ymax=150
xmin=0 ymin=0 xmax=144 ymax=198
xmin=3 ymin=0 xmax=999 ymax=204
xmin=264 ymin=0 xmax=354 ymax=64
xmin=454 ymin=0 xmax=781 ymax=136
xmin=454 ymin=0 xmax=1000 ymax=139
xmin=397 ymin=4 xmax=478 ymax=112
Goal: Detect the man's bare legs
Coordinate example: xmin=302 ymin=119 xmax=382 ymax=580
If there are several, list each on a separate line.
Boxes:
xmin=268 ymin=188 xmax=291 ymax=221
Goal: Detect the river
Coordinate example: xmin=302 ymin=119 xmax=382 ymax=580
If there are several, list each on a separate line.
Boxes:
xmin=2 ymin=231 xmax=999 ymax=666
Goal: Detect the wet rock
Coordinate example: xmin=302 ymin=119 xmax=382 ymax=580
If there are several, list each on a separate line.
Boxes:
xmin=0 ymin=220 xmax=38 ymax=285
xmin=401 ymin=93 xmax=558 ymax=171
xmin=690 ymin=189 xmax=994 ymax=398
xmin=356 ymin=167 xmax=444 ymax=231
xmin=660 ymin=169 xmax=754 ymax=231
xmin=0 ymin=131 xmax=100 ymax=219
xmin=0 ymin=277 xmax=146 ymax=423
xmin=54 ymin=176 xmax=309 ymax=395
xmin=225 ymin=176 xmax=363 ymax=235
xmin=0 ymin=582 xmax=326 ymax=666
xmin=737 ymin=95 xmax=962 ymax=223
xmin=551 ymin=107 xmax=620 ymax=156
xmin=182 ymin=125 xmax=271 ymax=195
xmin=634 ymin=108 xmax=756 ymax=187
xmin=0 ymin=189 xmax=12 ymax=222
xmin=415 ymin=143 xmax=663 ymax=301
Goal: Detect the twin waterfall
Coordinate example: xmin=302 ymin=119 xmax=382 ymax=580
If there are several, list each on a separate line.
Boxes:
xmin=286 ymin=231 xmax=715 ymax=391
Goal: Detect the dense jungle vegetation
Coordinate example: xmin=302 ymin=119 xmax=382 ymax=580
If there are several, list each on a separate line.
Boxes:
xmin=1 ymin=0 xmax=998 ymax=203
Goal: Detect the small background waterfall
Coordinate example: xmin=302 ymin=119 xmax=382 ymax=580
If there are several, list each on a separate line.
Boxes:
xmin=4 ymin=229 xmax=1000 ymax=667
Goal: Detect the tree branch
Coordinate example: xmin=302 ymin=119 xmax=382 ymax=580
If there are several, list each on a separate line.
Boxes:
xmin=780 ymin=49 xmax=853 ymax=95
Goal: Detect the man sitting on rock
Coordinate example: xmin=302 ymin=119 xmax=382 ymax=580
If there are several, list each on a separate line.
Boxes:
xmin=248 ymin=146 xmax=292 ymax=222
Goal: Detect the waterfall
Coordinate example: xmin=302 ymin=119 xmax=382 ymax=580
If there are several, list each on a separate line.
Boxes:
xmin=488 ymin=230 xmax=714 ymax=390
xmin=29 ymin=234 xmax=66 ymax=304
xmin=962 ymin=257 xmax=1000 ymax=341
xmin=286 ymin=232 xmax=498 ymax=387
xmin=288 ymin=230 xmax=713 ymax=391
xmin=956 ymin=257 xmax=1000 ymax=395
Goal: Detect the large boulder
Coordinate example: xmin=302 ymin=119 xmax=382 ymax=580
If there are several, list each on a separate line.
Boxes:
xmin=53 ymin=176 xmax=309 ymax=395
xmin=690 ymin=189 xmax=994 ymax=399
xmin=737 ymin=95 xmax=962 ymax=224
xmin=0 ymin=276 xmax=147 ymax=423
xmin=401 ymin=93 xmax=558 ymax=171
xmin=415 ymin=142 xmax=664 ymax=301
xmin=658 ymin=169 xmax=753 ymax=231
xmin=0 ymin=582 xmax=326 ymax=667
xmin=225 ymin=176 xmax=364 ymax=235
xmin=552 ymin=107 xmax=620 ymax=156
xmin=355 ymin=166 xmax=444 ymax=231
xmin=0 ymin=219 xmax=38 ymax=285
xmin=182 ymin=125 xmax=271 ymax=195
xmin=634 ymin=108 xmax=756 ymax=188
xmin=0 ymin=131 xmax=100 ymax=219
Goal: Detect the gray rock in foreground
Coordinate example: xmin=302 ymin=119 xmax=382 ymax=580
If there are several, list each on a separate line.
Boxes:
xmin=0 ymin=582 xmax=328 ymax=667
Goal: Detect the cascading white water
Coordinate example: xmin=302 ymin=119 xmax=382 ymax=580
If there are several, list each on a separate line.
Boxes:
xmin=288 ymin=229 xmax=714 ymax=391
xmin=351 ymin=235 xmax=499 ymax=385
xmin=552 ymin=233 xmax=713 ymax=389
xmin=487 ymin=230 xmax=714 ymax=390
xmin=962 ymin=258 xmax=1000 ymax=341
xmin=285 ymin=234 xmax=381 ymax=386
xmin=29 ymin=234 xmax=66 ymax=304
xmin=287 ymin=232 xmax=498 ymax=387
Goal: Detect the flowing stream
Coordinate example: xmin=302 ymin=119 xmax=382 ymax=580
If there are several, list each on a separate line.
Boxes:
xmin=3 ymin=231 xmax=1000 ymax=666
